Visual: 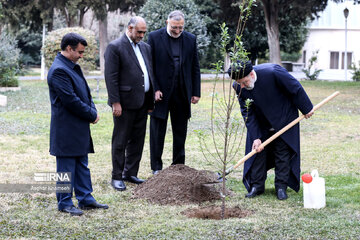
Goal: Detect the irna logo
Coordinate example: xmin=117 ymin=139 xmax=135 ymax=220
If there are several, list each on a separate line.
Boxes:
xmin=34 ymin=172 xmax=71 ymax=182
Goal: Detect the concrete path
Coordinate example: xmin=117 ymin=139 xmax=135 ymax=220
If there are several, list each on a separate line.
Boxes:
xmin=18 ymin=69 xmax=354 ymax=81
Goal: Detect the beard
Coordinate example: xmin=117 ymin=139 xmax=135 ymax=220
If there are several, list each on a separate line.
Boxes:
xmin=244 ymin=76 xmax=256 ymax=90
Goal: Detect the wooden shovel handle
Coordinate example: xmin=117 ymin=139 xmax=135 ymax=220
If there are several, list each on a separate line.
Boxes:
xmin=226 ymin=91 xmax=340 ymax=174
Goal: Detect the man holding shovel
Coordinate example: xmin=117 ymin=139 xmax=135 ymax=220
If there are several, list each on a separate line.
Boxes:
xmin=230 ymin=61 xmax=314 ymax=200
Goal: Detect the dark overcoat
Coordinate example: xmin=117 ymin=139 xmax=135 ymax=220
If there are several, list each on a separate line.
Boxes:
xmin=104 ymin=34 xmax=154 ymax=110
xmin=147 ymin=28 xmax=201 ymax=119
xmin=234 ymin=63 xmax=313 ymax=192
xmin=47 ymin=53 xmax=97 ymax=157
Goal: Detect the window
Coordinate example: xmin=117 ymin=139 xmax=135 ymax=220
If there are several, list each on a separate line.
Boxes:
xmin=330 ymin=51 xmax=353 ymax=69
xmin=330 ymin=52 xmax=339 ymax=69
xmin=341 ymin=52 xmax=352 ymax=69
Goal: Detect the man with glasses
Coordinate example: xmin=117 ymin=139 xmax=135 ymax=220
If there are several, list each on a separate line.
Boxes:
xmin=147 ymin=10 xmax=201 ymax=174
xmin=104 ymin=16 xmax=155 ymax=191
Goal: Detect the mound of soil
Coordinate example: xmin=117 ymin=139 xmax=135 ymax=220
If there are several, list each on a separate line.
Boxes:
xmin=182 ymin=205 xmax=253 ymax=219
xmin=133 ymin=164 xmax=229 ymax=205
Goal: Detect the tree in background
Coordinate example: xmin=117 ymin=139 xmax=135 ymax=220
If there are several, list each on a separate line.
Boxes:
xmin=0 ymin=2 xmax=3 ymax=34
xmin=193 ymin=0 xmax=223 ymax=68
xmin=260 ymin=0 xmax=328 ymax=64
xmin=0 ymin=0 xmax=56 ymax=66
xmin=0 ymin=0 xmax=145 ymax=71
xmin=0 ymin=32 xmax=20 ymax=87
xmin=88 ymin=0 xmax=145 ymax=73
xmin=42 ymin=27 xmax=98 ymax=73
xmin=16 ymin=27 xmax=43 ymax=65
xmin=139 ymin=0 xmax=210 ymax=56
xmin=216 ymin=0 xmax=328 ymax=64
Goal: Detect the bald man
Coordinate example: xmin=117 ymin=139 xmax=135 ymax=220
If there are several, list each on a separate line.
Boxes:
xmin=104 ymin=16 xmax=155 ymax=191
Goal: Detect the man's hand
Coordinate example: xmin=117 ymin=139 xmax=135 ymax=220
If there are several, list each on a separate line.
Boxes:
xmin=112 ymin=102 xmax=122 ymax=117
xmin=92 ymin=114 xmax=100 ymax=124
xmin=155 ymin=90 xmax=163 ymax=101
xmin=252 ymin=139 xmax=264 ymax=153
xmin=191 ymin=96 xmax=200 ymax=104
xmin=304 ymin=108 xmax=314 ymax=119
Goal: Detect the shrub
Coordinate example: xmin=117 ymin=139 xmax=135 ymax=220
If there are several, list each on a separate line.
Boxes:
xmin=302 ymin=50 xmax=322 ymax=80
xmin=351 ymin=61 xmax=360 ymax=82
xmin=42 ymin=27 xmax=98 ymax=73
xmin=281 ymin=51 xmax=302 ymax=62
xmin=16 ymin=26 xmax=42 ymax=66
xmin=0 ymin=32 xmax=20 ymax=87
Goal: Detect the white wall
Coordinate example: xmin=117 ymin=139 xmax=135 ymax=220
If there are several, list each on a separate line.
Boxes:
xmin=303 ymin=28 xmax=360 ymax=69
xmin=301 ymin=1 xmax=360 ymax=70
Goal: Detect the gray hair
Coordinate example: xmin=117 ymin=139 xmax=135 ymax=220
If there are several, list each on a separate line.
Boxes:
xmin=167 ymin=10 xmax=185 ymax=21
xmin=128 ymin=16 xmax=146 ymax=27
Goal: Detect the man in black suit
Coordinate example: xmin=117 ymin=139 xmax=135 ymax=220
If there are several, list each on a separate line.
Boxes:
xmin=104 ymin=16 xmax=155 ymax=191
xmin=48 ymin=33 xmax=108 ymax=216
xmin=147 ymin=10 xmax=201 ymax=174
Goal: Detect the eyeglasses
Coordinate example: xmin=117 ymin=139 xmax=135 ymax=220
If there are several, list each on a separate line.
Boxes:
xmin=170 ymin=25 xmax=184 ymax=30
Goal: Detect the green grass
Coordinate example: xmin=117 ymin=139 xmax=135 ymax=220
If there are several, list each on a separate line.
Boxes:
xmin=0 ymin=79 xmax=359 ymax=239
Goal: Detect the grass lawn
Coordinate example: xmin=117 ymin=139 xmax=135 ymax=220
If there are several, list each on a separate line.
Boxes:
xmin=0 ymin=79 xmax=359 ymax=239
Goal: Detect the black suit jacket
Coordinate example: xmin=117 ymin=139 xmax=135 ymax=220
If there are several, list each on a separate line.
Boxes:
xmin=47 ymin=53 xmax=97 ymax=157
xmin=104 ymin=34 xmax=155 ymax=110
xmin=148 ymin=28 xmax=200 ymax=119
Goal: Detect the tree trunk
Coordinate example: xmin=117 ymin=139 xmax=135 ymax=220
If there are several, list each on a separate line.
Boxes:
xmin=68 ymin=16 xmax=76 ymax=27
xmin=63 ymin=8 xmax=76 ymax=27
xmin=47 ymin=9 xmax=54 ymax=32
xmin=41 ymin=24 xmax=46 ymax=81
xmin=221 ymin=167 xmax=226 ymax=220
xmin=261 ymin=0 xmax=282 ymax=65
xmin=99 ymin=15 xmax=108 ymax=74
xmin=79 ymin=7 xmax=89 ymax=27
xmin=79 ymin=11 xmax=85 ymax=27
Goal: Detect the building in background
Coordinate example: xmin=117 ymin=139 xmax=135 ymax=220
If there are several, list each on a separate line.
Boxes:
xmin=300 ymin=1 xmax=360 ymax=80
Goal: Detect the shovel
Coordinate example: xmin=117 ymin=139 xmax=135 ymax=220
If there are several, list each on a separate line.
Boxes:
xmin=217 ymin=91 xmax=340 ymax=180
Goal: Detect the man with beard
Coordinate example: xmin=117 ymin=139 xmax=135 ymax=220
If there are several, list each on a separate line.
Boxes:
xmin=147 ymin=10 xmax=201 ymax=174
xmin=230 ymin=61 xmax=314 ymax=200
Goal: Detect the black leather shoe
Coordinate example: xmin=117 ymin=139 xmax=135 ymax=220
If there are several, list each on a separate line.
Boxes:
xmin=123 ymin=176 xmax=145 ymax=184
xmin=59 ymin=206 xmax=83 ymax=216
xmin=245 ymin=187 xmax=264 ymax=198
xmin=111 ymin=179 xmax=126 ymax=191
xmin=152 ymin=170 xmax=160 ymax=175
xmin=276 ymin=188 xmax=288 ymax=200
xmin=80 ymin=201 xmax=109 ymax=210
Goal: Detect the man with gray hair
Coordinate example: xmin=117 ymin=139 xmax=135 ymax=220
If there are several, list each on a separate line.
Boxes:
xmin=104 ymin=16 xmax=155 ymax=191
xmin=147 ymin=10 xmax=201 ymax=174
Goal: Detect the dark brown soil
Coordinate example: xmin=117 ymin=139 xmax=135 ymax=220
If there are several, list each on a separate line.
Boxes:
xmin=182 ymin=205 xmax=253 ymax=219
xmin=133 ymin=164 xmax=229 ymax=205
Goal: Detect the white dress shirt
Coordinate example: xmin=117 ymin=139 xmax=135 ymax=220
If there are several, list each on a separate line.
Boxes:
xmin=126 ymin=33 xmax=150 ymax=92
